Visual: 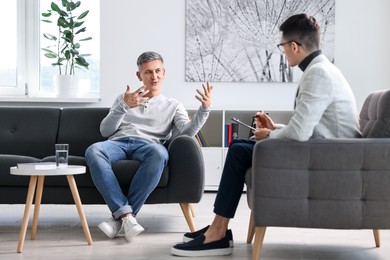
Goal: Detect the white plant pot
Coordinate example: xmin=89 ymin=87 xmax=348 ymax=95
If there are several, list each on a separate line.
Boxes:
xmin=53 ymin=75 xmax=80 ymax=98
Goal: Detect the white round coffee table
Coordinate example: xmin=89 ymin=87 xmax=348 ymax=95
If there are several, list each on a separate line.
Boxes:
xmin=10 ymin=165 xmax=92 ymax=253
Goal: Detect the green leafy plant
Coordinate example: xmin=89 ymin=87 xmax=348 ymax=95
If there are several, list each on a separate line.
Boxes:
xmin=41 ymin=0 xmax=92 ymax=75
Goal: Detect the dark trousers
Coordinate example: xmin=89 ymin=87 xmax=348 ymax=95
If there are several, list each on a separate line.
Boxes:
xmin=213 ymin=138 xmax=255 ymax=218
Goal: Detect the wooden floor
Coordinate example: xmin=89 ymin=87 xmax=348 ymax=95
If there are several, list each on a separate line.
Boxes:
xmin=1 ymin=192 xmax=390 ymax=260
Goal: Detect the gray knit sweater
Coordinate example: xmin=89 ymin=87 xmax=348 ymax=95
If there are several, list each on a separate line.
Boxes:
xmin=100 ymin=93 xmax=211 ymax=144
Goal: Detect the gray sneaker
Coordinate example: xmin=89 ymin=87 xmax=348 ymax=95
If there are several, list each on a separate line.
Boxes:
xmin=98 ymin=217 xmax=122 ymax=239
xmin=122 ymin=215 xmax=145 ymax=242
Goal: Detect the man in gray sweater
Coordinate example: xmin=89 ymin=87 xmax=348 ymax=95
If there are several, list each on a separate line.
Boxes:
xmin=85 ymin=51 xmax=212 ymax=242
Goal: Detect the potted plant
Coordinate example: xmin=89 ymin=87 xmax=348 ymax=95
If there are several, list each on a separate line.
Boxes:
xmin=41 ymin=0 xmax=92 ymax=97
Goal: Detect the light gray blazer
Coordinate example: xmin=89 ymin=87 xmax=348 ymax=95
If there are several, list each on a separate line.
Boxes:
xmin=270 ymin=54 xmax=361 ymax=141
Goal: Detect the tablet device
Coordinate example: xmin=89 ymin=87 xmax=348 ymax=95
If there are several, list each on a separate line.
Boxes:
xmin=231 ymin=117 xmax=256 ymax=131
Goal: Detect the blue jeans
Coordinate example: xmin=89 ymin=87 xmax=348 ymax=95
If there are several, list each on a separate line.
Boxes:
xmin=85 ymin=137 xmax=168 ymax=219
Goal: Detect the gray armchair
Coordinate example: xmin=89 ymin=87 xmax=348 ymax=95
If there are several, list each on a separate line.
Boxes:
xmin=56 ymin=108 xmax=206 ymax=233
xmin=245 ymin=89 xmax=390 ymax=259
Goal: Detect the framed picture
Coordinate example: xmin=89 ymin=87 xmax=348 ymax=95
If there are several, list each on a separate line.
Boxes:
xmin=185 ymin=0 xmax=335 ymax=83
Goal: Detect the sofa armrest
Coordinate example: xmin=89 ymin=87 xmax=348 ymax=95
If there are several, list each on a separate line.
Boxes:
xmin=250 ymin=138 xmax=390 ymax=229
xmin=166 ymin=135 xmax=205 ymax=202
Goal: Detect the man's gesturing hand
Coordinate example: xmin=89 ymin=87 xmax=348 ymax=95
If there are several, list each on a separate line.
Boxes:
xmin=195 ymin=81 xmax=213 ymax=109
xmin=123 ymin=85 xmax=150 ymax=108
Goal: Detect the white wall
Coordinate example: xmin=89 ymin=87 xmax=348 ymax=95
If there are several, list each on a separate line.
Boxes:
xmin=99 ymin=0 xmax=390 ymax=111
xmin=334 ymin=0 xmax=390 ymax=109
xmin=100 ymin=0 xmax=295 ymax=110
xmin=3 ymin=0 xmax=386 ymax=109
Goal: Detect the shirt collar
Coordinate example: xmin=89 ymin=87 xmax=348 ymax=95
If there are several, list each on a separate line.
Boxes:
xmin=298 ymin=50 xmax=322 ymax=72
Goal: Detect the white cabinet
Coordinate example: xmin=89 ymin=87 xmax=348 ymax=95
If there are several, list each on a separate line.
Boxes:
xmin=189 ymin=109 xmax=292 ymax=191
xmin=201 ymin=148 xmax=224 ymax=191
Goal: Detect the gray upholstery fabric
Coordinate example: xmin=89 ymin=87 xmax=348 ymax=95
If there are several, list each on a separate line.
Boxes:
xmin=57 ymin=108 xmax=108 ymax=156
xmin=0 ymin=107 xmax=60 ymax=158
xmin=360 ymin=89 xmax=390 ymax=137
xmin=0 ymin=107 xmax=205 ymax=205
xmin=247 ymin=88 xmax=390 ymax=230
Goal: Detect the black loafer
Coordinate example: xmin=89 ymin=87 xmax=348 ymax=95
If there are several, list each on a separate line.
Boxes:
xmin=183 ymin=226 xmax=234 ymax=247
xmin=182 ymin=225 xmax=210 ymax=242
xmin=171 ymin=234 xmax=232 ymax=257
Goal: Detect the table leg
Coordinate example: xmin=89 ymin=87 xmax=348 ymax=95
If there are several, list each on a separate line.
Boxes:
xmin=31 ymin=176 xmax=45 ymax=240
xmin=17 ymin=176 xmax=38 ymax=253
xmin=66 ymin=175 xmax=93 ymax=245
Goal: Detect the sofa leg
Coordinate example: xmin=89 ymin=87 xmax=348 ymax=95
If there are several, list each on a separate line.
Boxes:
xmin=247 ymin=211 xmax=255 ymax=243
xmin=252 ymin=226 xmax=266 ymax=260
xmin=189 ymin=203 xmax=196 ymax=218
xmin=180 ymin=203 xmax=196 ymax=232
xmin=373 ymin=229 xmax=380 ymax=247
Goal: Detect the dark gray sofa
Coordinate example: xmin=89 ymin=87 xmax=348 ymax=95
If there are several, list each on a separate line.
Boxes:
xmin=245 ymin=88 xmax=390 ymax=259
xmin=0 ymin=107 xmax=204 ymax=231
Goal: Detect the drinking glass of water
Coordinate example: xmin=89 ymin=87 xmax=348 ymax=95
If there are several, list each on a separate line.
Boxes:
xmin=55 ymin=144 xmax=69 ymax=168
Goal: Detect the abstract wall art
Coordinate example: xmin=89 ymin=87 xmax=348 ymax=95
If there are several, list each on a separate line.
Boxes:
xmin=185 ymin=0 xmax=335 ymax=83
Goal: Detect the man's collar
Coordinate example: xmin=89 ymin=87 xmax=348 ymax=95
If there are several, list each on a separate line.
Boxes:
xmin=298 ymin=50 xmax=322 ymax=72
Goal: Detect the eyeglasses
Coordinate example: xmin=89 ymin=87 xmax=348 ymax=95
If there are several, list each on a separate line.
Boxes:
xmin=277 ymin=40 xmax=302 ymax=53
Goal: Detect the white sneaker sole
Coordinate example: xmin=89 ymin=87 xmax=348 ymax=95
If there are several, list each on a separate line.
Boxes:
xmin=171 ymin=247 xmax=232 ymax=257
xmin=182 ymin=236 xmax=234 ymax=247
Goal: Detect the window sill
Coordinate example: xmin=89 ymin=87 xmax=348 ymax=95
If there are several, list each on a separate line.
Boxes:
xmin=0 ymin=95 xmax=101 ymax=103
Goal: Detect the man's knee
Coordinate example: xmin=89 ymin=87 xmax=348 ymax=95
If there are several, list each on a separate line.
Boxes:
xmin=228 ymin=140 xmax=254 ymax=159
xmin=148 ymin=144 xmax=169 ymax=162
xmin=85 ymin=142 xmax=109 ymax=166
xmin=229 ymin=141 xmax=245 ymax=152
xmin=85 ymin=142 xmax=101 ymax=158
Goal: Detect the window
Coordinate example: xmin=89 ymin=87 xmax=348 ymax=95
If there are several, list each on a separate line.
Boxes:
xmin=0 ymin=0 xmax=100 ymax=99
xmin=0 ymin=1 xmax=23 ymax=95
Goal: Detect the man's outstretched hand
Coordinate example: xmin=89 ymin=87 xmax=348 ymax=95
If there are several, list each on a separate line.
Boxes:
xmin=123 ymin=85 xmax=150 ymax=108
xmin=195 ymin=82 xmax=213 ymax=109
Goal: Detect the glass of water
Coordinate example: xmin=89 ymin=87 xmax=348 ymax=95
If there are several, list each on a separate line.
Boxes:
xmin=55 ymin=144 xmax=69 ymax=168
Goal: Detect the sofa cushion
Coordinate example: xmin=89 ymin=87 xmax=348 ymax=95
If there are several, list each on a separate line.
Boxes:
xmin=57 ymin=108 xmax=109 ymax=157
xmin=0 ymin=155 xmax=40 ymax=187
xmin=0 ymin=107 xmax=60 ymax=158
xmin=360 ymin=89 xmax=390 ymax=138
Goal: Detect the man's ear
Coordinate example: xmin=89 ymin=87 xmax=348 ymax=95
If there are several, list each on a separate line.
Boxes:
xmin=293 ymin=42 xmax=305 ymax=55
xmin=136 ymin=71 xmax=142 ymax=81
xmin=292 ymin=42 xmax=300 ymax=53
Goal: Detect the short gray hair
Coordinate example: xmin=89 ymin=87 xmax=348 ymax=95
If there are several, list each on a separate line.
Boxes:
xmin=136 ymin=51 xmax=164 ymax=70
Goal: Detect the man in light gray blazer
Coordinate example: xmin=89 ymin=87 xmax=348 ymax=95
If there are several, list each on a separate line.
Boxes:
xmin=254 ymin=15 xmax=362 ymax=141
xmin=171 ymin=14 xmax=362 ymax=257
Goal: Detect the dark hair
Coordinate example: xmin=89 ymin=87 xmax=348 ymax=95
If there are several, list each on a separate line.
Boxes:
xmin=279 ymin=13 xmax=320 ymax=51
xmin=136 ymin=51 xmax=164 ymax=69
